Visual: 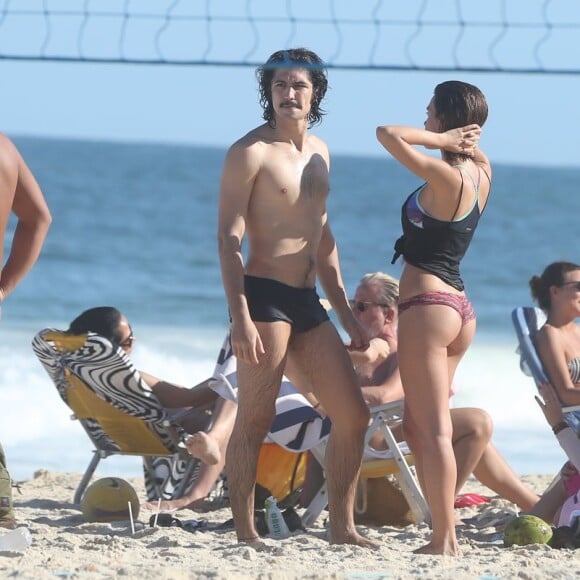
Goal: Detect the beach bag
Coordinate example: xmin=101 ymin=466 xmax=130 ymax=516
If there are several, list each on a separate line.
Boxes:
xmin=255 ymin=443 xmax=307 ymax=509
xmin=0 ymin=441 xmax=14 ymax=524
xmin=354 ymin=475 xmax=414 ymax=527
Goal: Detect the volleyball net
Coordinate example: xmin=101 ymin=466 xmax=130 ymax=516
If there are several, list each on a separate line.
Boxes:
xmin=0 ymin=0 xmax=579 ymax=74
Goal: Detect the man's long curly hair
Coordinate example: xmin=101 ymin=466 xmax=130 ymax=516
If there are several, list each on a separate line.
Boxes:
xmin=256 ymin=48 xmax=328 ymax=128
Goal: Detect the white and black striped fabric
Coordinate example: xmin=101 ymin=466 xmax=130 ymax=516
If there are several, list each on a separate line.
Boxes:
xmin=32 ymin=329 xmax=198 ymax=500
xmin=209 ymin=331 xmax=332 ymax=452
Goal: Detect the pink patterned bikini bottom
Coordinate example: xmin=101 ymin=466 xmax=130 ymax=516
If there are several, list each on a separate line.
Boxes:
xmin=398 ymin=291 xmax=476 ymax=326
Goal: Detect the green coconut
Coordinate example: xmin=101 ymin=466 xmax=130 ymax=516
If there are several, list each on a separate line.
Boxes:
xmin=503 ymin=515 xmax=553 ymax=547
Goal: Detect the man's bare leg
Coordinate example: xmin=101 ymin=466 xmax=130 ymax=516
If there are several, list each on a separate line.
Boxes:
xmin=226 ymin=321 xmax=290 ymax=542
xmin=289 ymin=322 xmax=375 ymax=547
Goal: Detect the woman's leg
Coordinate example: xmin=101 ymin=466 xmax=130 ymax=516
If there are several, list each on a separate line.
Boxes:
xmin=141 ymin=398 xmax=239 ymax=512
xmin=531 ymin=471 xmax=568 ymax=524
xmin=186 ymin=398 xmax=238 ymax=465
xmin=472 ymin=442 xmax=539 ymax=510
xmin=399 ymin=304 xmax=473 ymax=555
xmin=450 ymin=407 xmax=492 ymax=493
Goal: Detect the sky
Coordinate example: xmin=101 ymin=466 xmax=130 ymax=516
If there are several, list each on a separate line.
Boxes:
xmin=0 ymin=1 xmax=579 ymax=167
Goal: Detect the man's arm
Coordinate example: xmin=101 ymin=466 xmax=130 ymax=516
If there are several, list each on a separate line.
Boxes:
xmin=217 ymin=140 xmax=264 ymax=364
xmin=0 ymin=135 xmax=51 ymax=300
xmin=358 ymin=354 xmax=405 ymax=407
xmin=316 ymin=220 xmax=369 ymax=350
xmin=348 ymin=338 xmax=390 ymax=366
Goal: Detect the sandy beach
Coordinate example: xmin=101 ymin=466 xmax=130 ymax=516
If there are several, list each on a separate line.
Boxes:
xmin=1 ymin=470 xmax=578 ymax=579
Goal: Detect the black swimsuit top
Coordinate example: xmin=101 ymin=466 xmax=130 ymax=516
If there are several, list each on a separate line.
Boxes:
xmin=391 ymin=166 xmax=490 ymax=291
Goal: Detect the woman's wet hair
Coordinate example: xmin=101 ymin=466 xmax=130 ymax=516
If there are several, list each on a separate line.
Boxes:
xmin=529 ymin=261 xmax=580 ymax=312
xmin=68 ymin=306 xmax=124 ymax=345
xmin=257 ymin=48 xmax=328 ymax=128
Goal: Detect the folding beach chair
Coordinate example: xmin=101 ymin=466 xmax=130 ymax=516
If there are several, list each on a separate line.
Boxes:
xmin=299 ymin=400 xmax=429 ymax=527
xmin=511 ymin=306 xmax=580 ymax=427
xmin=210 ymin=331 xmax=430 ymax=527
xmin=32 ymin=329 xmax=206 ymax=504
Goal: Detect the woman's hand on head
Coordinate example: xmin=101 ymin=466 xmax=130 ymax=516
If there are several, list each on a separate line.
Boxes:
xmin=442 ymin=124 xmax=481 ymax=156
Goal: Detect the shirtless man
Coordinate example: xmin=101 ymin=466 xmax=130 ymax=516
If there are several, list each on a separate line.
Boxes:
xmin=0 ymin=132 xmax=51 ymax=527
xmin=217 ymin=48 xmax=372 ymax=546
xmin=0 ymin=133 xmax=52 ymax=308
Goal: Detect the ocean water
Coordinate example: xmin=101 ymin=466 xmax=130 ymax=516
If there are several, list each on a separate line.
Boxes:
xmin=1 ymin=136 xmax=578 ymax=482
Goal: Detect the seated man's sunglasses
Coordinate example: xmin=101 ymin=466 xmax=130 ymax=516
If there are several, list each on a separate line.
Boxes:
xmin=350 ymin=300 xmax=389 ymax=313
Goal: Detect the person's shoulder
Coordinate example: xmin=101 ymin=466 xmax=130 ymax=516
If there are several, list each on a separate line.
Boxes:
xmin=0 ymin=133 xmax=18 ymax=156
xmin=306 ymin=133 xmax=330 ymax=164
xmin=536 ymin=323 xmax=563 ymax=350
xmin=224 ymin=126 xmax=270 ymax=164
xmin=0 ymin=133 xmax=19 ymax=172
xmin=230 ymin=124 xmax=271 ymax=150
xmin=307 ymin=132 xmax=329 ymax=151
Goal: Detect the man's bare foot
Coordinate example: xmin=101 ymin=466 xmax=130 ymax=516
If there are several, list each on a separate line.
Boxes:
xmin=185 ymin=432 xmax=221 ymax=465
xmin=413 ymin=540 xmax=461 ymax=556
xmin=330 ymin=530 xmax=378 ymax=548
xmin=237 ymin=536 xmax=268 ymax=550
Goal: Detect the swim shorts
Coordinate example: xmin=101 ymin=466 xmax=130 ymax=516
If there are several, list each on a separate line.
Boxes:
xmin=244 ymin=275 xmax=329 ymax=333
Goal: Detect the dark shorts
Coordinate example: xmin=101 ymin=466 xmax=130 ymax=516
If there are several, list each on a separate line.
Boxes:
xmin=244 ymin=275 xmax=329 ymax=333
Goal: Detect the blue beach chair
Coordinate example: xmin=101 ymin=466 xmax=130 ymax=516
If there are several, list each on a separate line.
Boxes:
xmin=511 ymin=306 xmax=580 ymax=433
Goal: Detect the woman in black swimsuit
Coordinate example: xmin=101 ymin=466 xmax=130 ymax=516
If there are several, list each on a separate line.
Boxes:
xmin=376 ymin=81 xmax=492 ymax=555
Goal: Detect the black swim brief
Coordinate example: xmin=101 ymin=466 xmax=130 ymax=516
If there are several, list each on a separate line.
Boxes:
xmin=244 ymin=275 xmax=329 ymax=333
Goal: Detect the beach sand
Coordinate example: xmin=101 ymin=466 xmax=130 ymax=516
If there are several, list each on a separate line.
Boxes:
xmin=1 ymin=470 xmax=578 ymax=579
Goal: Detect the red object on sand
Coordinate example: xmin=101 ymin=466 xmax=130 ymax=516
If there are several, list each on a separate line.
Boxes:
xmin=454 ymin=493 xmax=490 ymax=508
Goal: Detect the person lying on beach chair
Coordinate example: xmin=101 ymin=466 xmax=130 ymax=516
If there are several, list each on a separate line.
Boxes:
xmin=57 ymin=307 xmax=237 ymax=510
xmin=299 ymin=272 xmax=539 ymax=512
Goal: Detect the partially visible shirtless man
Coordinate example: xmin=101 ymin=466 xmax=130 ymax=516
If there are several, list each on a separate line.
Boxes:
xmin=217 ymin=48 xmax=372 ymax=546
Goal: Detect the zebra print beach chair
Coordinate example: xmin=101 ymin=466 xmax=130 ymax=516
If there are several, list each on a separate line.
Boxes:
xmin=32 ymin=329 xmax=205 ymax=505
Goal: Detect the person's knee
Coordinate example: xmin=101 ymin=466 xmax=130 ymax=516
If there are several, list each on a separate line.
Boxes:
xmin=329 ymin=400 xmax=369 ymax=439
xmin=469 ymin=408 xmax=493 ymax=442
xmin=347 ymin=400 xmax=370 ymax=433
